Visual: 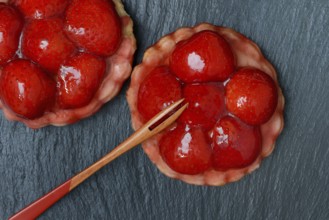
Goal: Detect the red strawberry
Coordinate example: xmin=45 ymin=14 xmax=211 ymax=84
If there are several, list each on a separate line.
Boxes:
xmin=160 ymin=124 xmax=212 ymax=175
xmin=0 ymin=59 xmax=56 ymax=119
xmin=225 ymin=67 xmax=278 ymax=125
xmin=10 ymin=0 xmax=69 ymax=19
xmin=179 ymin=83 xmax=225 ymax=129
xmin=22 ymin=18 xmax=75 ymax=74
xmin=57 ymin=53 xmax=106 ymax=109
xmin=137 ymin=66 xmax=182 ymax=121
xmin=64 ymin=0 xmax=122 ymax=57
xmin=170 ymin=30 xmax=235 ymax=83
xmin=0 ymin=4 xmax=23 ymax=66
xmin=210 ymin=116 xmax=261 ymax=170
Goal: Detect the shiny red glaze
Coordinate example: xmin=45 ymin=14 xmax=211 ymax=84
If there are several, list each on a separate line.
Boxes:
xmin=160 ymin=124 xmax=212 ymax=175
xmin=0 ymin=4 xmax=23 ymax=65
xmin=57 ymin=53 xmax=106 ymax=109
xmin=210 ymin=116 xmax=261 ymax=170
xmin=64 ymin=0 xmax=122 ymax=57
xmin=226 ymin=67 xmax=278 ymax=125
xmin=179 ymin=83 xmax=225 ymax=129
xmin=10 ymin=0 xmax=69 ymax=19
xmin=0 ymin=59 xmax=56 ymax=119
xmin=137 ymin=66 xmax=182 ymax=121
xmin=169 ymin=30 xmax=235 ymax=83
xmin=22 ymin=18 xmax=75 ymax=74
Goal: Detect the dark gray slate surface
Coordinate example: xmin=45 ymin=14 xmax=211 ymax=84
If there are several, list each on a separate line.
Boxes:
xmin=1 ymin=0 xmax=329 ymax=219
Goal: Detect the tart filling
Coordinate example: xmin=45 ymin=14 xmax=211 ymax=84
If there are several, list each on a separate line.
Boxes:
xmin=0 ymin=0 xmax=136 ymax=128
xmin=127 ymin=23 xmax=284 ymax=186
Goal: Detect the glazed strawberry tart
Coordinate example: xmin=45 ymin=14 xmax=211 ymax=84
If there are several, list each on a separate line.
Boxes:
xmin=127 ymin=23 xmax=284 ymax=185
xmin=0 ymin=0 xmax=136 ymax=128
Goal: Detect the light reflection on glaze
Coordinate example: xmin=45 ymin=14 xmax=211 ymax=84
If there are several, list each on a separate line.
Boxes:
xmin=67 ymin=25 xmax=85 ymax=36
xmin=215 ymin=126 xmax=229 ymax=146
xmin=209 ymin=130 xmax=214 ymax=139
xmin=0 ymin=32 xmax=3 ymax=43
xmin=39 ymin=40 xmax=49 ymax=50
xmin=161 ymin=101 xmax=175 ymax=110
xmin=187 ymin=52 xmax=205 ymax=72
xmin=237 ymin=96 xmax=247 ymax=108
xmin=184 ymin=125 xmax=190 ymax=132
xmin=17 ymin=82 xmax=25 ymax=101
xmin=60 ymin=66 xmax=81 ymax=94
xmin=33 ymin=10 xmax=43 ymax=19
xmin=178 ymin=132 xmax=192 ymax=156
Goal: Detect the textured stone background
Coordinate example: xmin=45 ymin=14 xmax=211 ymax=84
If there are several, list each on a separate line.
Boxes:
xmin=1 ymin=0 xmax=329 ymax=219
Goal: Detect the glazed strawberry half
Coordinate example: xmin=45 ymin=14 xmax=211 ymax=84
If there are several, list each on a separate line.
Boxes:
xmin=0 ymin=0 xmax=136 ymax=128
xmin=127 ymin=23 xmax=285 ymax=186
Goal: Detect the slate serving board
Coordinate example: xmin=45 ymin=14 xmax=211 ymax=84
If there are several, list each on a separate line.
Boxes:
xmin=1 ymin=0 xmax=329 ymax=219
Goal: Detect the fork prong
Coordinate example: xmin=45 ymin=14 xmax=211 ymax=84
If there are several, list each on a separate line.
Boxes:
xmin=144 ymin=98 xmax=185 ymax=129
xmin=149 ymin=102 xmax=188 ymax=135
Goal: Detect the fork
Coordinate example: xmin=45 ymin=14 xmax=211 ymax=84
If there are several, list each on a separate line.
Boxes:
xmin=9 ymin=99 xmax=188 ymax=220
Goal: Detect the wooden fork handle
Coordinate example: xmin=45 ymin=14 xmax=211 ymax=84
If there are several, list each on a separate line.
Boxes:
xmin=8 ymin=100 xmax=188 ymax=220
xmin=9 ymin=179 xmax=72 ymax=220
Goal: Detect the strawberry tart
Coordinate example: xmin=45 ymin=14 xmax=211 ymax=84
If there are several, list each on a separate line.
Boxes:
xmin=0 ymin=0 xmax=136 ymax=128
xmin=127 ymin=23 xmax=284 ymax=185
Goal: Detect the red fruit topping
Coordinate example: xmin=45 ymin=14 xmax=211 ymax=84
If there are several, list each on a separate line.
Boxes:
xmin=0 ymin=59 xmax=56 ymax=119
xmin=22 ymin=18 xmax=75 ymax=73
xmin=226 ymin=67 xmax=278 ymax=125
xmin=179 ymin=83 xmax=225 ymax=129
xmin=64 ymin=0 xmax=122 ymax=57
xmin=170 ymin=30 xmax=235 ymax=83
xmin=10 ymin=0 xmax=69 ymax=19
xmin=210 ymin=116 xmax=261 ymax=170
xmin=137 ymin=66 xmax=182 ymax=121
xmin=0 ymin=4 xmax=23 ymax=65
xmin=57 ymin=53 xmax=106 ymax=109
xmin=160 ymin=124 xmax=212 ymax=175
